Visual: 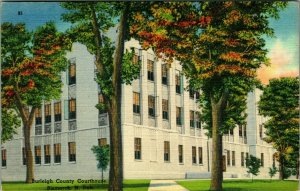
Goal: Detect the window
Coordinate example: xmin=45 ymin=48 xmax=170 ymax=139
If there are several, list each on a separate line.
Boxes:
xmin=22 ymin=147 xmax=26 ymax=165
xmin=241 ymin=152 xmax=245 ymax=167
xmin=2 ymin=149 xmax=6 ymax=167
xmin=190 ymin=111 xmax=195 ymax=128
xmin=227 ymin=150 xmax=230 ymax=166
xmin=232 ymin=151 xmax=235 ymax=166
xmin=98 ymin=138 xmax=107 ymax=146
xmin=98 ymin=93 xmax=106 ymax=114
xmin=134 ymin=138 xmax=142 ymax=160
xmin=195 ymin=112 xmax=201 ymax=129
xmin=259 ymin=125 xmax=263 ymax=139
xmin=176 ymin=107 xmax=182 ymax=126
xmin=195 ymin=91 xmax=200 ymax=100
xmin=54 ymin=143 xmax=61 ymax=163
xmin=44 ymin=104 xmax=51 ymax=123
xmin=192 ymin=146 xmax=197 ymax=164
xmin=239 ymin=125 xmax=243 ymax=137
xmin=244 ymin=125 xmax=247 ymax=137
xmin=164 ymin=141 xmax=170 ymax=162
xmin=161 ymin=64 xmax=168 ymax=85
xmin=175 ymin=73 xmax=181 ymax=94
xmin=147 ymin=60 xmax=154 ymax=81
xmin=69 ymin=99 xmax=76 ymax=119
xmin=246 ymin=152 xmax=249 ymax=167
xmin=229 ymin=129 xmax=234 ymax=136
xmin=261 ymin=153 xmax=264 ymax=167
xmin=273 ymin=154 xmax=276 ymax=166
xmin=189 ymin=89 xmax=194 ymax=99
xmin=69 ymin=63 xmax=76 ymax=85
xmin=162 ymin=99 xmax=169 ymax=120
xmin=44 ymin=145 xmax=51 ymax=164
xmin=133 ymin=92 xmax=140 ymax=114
xmin=35 ymin=146 xmax=41 ymax=165
xmin=35 ymin=108 xmax=42 ymax=125
xmin=68 ymin=142 xmax=76 ymax=162
xmin=132 ymin=54 xmax=139 ymax=65
xmin=54 ymin=102 xmax=62 ymax=122
xmin=198 ymin=147 xmax=203 ymax=164
xmin=178 ymin=145 xmax=183 ymax=163
xmin=148 ymin=96 xmax=155 ymax=117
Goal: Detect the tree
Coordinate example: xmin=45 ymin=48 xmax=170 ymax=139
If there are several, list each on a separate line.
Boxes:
xmin=246 ymin=155 xmax=261 ymax=182
xmin=258 ymin=77 xmax=299 ymax=180
xmin=269 ymin=164 xmax=278 ymax=181
xmin=131 ymin=2 xmax=286 ymax=190
xmin=60 ymin=2 xmax=147 ymax=190
xmin=1 ymin=22 xmax=70 ymax=183
xmin=91 ymin=145 xmax=110 ymax=183
xmin=1 ymin=109 xmax=20 ymax=143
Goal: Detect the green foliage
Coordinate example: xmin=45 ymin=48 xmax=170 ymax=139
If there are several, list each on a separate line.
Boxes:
xmin=269 ymin=164 xmax=277 ymax=180
xmin=246 ymin=155 xmax=261 ymax=180
xmin=122 ymin=49 xmax=141 ymax=85
xmin=258 ymin=77 xmax=299 ymax=178
xmin=1 ymin=109 xmax=20 ymax=143
xmin=91 ymin=145 xmax=110 ymax=182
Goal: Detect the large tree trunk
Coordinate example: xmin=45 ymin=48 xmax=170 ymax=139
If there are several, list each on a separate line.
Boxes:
xmin=108 ymin=4 xmax=129 ymax=191
xmin=278 ymin=153 xmax=284 ymax=180
xmin=24 ymin=124 xmax=34 ymax=183
xmin=210 ymin=94 xmax=227 ymax=191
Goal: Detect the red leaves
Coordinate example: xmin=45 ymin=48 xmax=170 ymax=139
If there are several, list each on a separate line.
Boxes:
xmin=28 ymin=79 xmax=35 ymax=89
xmin=200 ymin=16 xmax=212 ymax=27
xmin=2 ymin=69 xmax=15 ymax=76
xmin=5 ymin=90 xmax=15 ymax=97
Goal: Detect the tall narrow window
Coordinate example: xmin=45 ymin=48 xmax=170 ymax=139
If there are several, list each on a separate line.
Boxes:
xmin=195 ymin=91 xmax=200 ymax=100
xmin=164 ymin=141 xmax=170 ymax=162
xmin=195 ymin=112 xmax=201 ymax=129
xmin=98 ymin=138 xmax=107 ymax=146
xmin=198 ymin=147 xmax=203 ymax=164
xmin=133 ymin=92 xmax=140 ymax=114
xmin=244 ymin=125 xmax=247 ymax=137
xmin=44 ymin=104 xmax=51 ymax=123
xmin=189 ymin=89 xmax=194 ymax=99
xmin=54 ymin=143 xmax=61 ymax=163
xmin=69 ymin=63 xmax=76 ymax=85
xmin=241 ymin=152 xmax=245 ymax=167
xmin=54 ymin=102 xmax=62 ymax=122
xmin=35 ymin=146 xmax=41 ymax=164
xmin=148 ymin=96 xmax=155 ymax=117
xmin=232 ymin=151 xmax=235 ymax=166
xmin=69 ymin=99 xmax=76 ymax=119
xmin=98 ymin=93 xmax=106 ymax=114
xmin=134 ymin=138 xmax=142 ymax=160
xmin=1 ymin=149 xmax=6 ymax=167
xmin=259 ymin=125 xmax=263 ymax=139
xmin=227 ymin=150 xmax=230 ymax=166
xmin=22 ymin=147 xmax=26 ymax=165
xmin=176 ymin=107 xmax=182 ymax=126
xmin=192 ymin=146 xmax=197 ymax=164
xmin=68 ymin=142 xmax=76 ymax=162
xmin=161 ymin=64 xmax=168 ymax=85
xmin=147 ymin=60 xmax=154 ymax=81
xmin=132 ymin=54 xmax=139 ymax=65
xmin=162 ymin=99 xmax=169 ymax=120
xmin=229 ymin=129 xmax=234 ymax=136
xmin=272 ymin=153 xmax=276 ymax=166
xmin=261 ymin=153 xmax=264 ymax=167
xmin=178 ymin=145 xmax=183 ymax=164
xmin=44 ymin=144 xmax=51 ymax=164
xmin=246 ymin=152 xmax=249 ymax=167
xmin=35 ymin=108 xmax=42 ymax=125
xmin=239 ymin=125 xmax=243 ymax=137
xmin=175 ymin=73 xmax=181 ymax=94
xmin=190 ymin=111 xmax=195 ymax=128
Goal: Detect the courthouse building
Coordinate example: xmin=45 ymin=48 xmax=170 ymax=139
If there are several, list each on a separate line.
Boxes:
xmin=1 ymin=39 xmax=276 ymax=181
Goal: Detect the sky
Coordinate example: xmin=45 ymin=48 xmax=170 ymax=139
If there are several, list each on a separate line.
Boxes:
xmin=1 ymin=2 xmax=299 ymax=85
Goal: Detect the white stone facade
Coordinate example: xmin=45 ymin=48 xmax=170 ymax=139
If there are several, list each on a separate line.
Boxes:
xmin=1 ymin=40 xmax=276 ymax=181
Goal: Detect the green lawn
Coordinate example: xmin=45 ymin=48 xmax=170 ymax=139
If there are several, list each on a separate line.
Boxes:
xmin=177 ymin=179 xmax=299 ymax=191
xmin=2 ymin=180 xmax=150 ymax=191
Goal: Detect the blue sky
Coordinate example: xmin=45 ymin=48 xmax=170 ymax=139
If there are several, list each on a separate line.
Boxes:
xmin=1 ymin=2 xmax=299 ymax=84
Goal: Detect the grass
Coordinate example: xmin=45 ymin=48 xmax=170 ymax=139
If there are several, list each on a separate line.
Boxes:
xmin=2 ymin=179 xmax=150 ymax=191
xmin=177 ymin=179 xmax=299 ymax=191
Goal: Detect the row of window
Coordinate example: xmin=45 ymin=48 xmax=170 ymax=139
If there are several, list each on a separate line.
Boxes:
xmin=29 ymin=143 xmax=74 ymax=165
xmin=134 ymin=138 xmax=203 ymax=164
xmin=227 ymin=151 xmax=265 ymax=167
xmin=133 ymin=93 xmax=201 ymax=128
xmin=35 ymin=100 xmax=76 ymax=126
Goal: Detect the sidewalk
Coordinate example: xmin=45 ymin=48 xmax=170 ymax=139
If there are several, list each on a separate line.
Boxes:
xmin=148 ymin=180 xmax=189 ymax=191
